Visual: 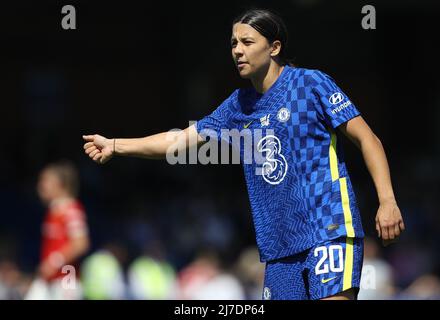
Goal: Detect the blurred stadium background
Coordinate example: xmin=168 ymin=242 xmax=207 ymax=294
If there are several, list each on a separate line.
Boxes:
xmin=1 ymin=0 xmax=440 ymax=299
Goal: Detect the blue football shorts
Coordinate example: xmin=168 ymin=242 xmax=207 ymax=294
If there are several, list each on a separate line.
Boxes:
xmin=262 ymin=237 xmax=364 ymax=300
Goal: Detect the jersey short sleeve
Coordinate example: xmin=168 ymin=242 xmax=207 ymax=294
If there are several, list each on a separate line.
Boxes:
xmin=64 ymin=205 xmax=88 ymax=238
xmin=310 ymin=70 xmax=360 ymax=128
xmin=195 ymin=90 xmax=238 ymax=141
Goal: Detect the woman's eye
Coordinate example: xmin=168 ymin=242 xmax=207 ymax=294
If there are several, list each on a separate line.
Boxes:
xmin=231 ymin=40 xmax=252 ymax=48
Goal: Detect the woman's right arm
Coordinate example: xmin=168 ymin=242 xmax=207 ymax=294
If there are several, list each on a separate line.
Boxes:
xmin=83 ymin=124 xmax=204 ymax=164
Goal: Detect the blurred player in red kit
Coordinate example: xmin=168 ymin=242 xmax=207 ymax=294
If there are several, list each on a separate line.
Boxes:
xmin=25 ymin=161 xmax=90 ymax=300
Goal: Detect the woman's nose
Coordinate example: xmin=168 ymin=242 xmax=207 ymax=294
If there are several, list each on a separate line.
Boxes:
xmin=233 ymin=43 xmax=244 ymax=55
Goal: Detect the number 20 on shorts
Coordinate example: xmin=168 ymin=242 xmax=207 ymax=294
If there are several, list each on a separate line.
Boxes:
xmin=314 ymin=245 xmax=344 ymax=275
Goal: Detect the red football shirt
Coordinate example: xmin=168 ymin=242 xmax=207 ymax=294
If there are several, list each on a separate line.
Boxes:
xmin=41 ymin=198 xmax=88 ymax=281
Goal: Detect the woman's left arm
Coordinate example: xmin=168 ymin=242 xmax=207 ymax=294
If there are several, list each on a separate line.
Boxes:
xmin=339 ymin=116 xmax=405 ymax=244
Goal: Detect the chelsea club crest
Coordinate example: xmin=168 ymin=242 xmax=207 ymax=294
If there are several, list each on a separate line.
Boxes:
xmin=263 ymin=287 xmax=271 ymax=300
xmin=277 ymin=107 xmax=290 ymax=122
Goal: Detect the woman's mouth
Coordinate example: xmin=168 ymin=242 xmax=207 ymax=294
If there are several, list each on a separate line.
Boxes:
xmin=237 ymin=61 xmax=248 ymax=69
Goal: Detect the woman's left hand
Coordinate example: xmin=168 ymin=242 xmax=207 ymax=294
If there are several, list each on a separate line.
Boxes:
xmin=375 ymin=200 xmax=405 ymax=245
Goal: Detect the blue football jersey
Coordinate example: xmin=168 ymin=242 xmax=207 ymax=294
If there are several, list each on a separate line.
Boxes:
xmin=196 ymin=66 xmax=364 ymax=262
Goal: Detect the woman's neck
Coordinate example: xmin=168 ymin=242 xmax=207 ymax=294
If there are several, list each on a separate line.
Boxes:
xmin=251 ymin=62 xmax=285 ymax=94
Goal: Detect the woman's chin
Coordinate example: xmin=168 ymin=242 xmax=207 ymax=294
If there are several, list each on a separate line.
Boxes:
xmin=238 ymin=69 xmax=252 ymax=79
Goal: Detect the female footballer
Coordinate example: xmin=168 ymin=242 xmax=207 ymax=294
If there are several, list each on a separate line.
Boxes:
xmin=82 ymin=9 xmax=404 ymax=300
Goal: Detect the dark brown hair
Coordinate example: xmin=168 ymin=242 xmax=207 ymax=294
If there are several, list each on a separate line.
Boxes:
xmin=233 ymin=9 xmax=293 ymax=66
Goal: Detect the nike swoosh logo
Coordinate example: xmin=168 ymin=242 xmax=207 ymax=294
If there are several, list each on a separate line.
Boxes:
xmin=243 ymin=120 xmax=253 ymax=129
xmin=321 ymin=277 xmax=337 ymax=284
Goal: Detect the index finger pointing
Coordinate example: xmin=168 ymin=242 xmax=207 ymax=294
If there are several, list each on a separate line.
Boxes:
xmin=82 ymin=135 xmax=94 ymax=142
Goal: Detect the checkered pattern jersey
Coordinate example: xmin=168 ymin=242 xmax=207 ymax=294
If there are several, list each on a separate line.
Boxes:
xmin=196 ymin=66 xmax=364 ymax=262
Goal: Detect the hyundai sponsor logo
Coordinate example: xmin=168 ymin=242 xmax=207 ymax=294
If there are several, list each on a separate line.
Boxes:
xmin=329 ymin=92 xmax=344 ymax=105
xmin=331 ymin=100 xmax=352 ymax=114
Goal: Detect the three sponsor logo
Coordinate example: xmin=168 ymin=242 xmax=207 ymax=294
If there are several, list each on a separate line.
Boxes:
xmin=243 ymin=108 xmax=290 ymax=185
xmin=257 ymin=135 xmax=288 ymax=185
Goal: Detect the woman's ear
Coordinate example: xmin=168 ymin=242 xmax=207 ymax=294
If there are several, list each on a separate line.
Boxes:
xmin=270 ymin=40 xmax=282 ymax=57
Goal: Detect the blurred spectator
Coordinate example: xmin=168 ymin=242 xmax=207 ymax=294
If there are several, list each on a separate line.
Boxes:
xmin=234 ymin=247 xmax=265 ymax=300
xmin=358 ymin=237 xmax=395 ymax=300
xmin=388 ymin=242 xmax=433 ymax=289
xmin=25 ymin=161 xmax=90 ymax=300
xmin=398 ymin=273 xmax=440 ymax=300
xmin=0 ymin=260 xmax=27 ymax=300
xmin=128 ymin=240 xmax=177 ymax=300
xmin=81 ymin=242 xmax=127 ymax=300
xmin=177 ymin=249 xmax=244 ymax=300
